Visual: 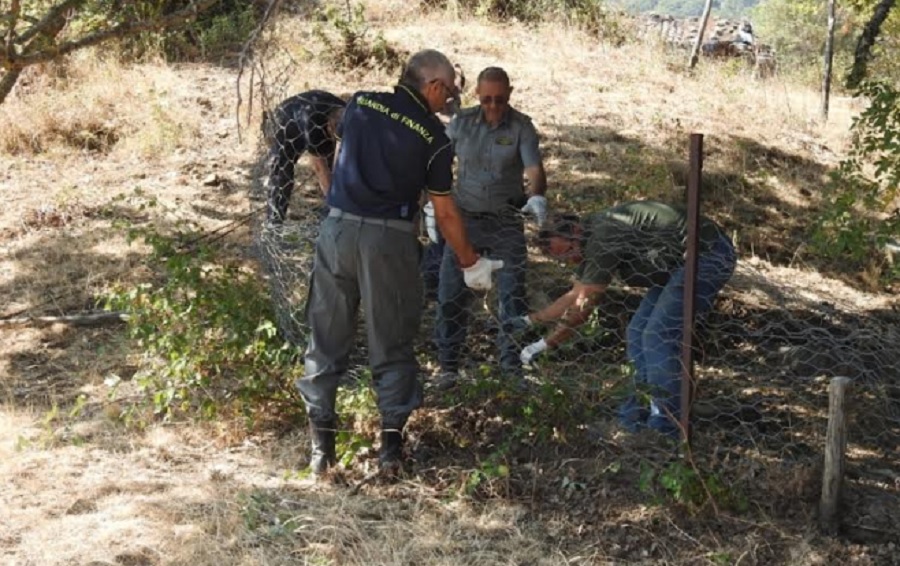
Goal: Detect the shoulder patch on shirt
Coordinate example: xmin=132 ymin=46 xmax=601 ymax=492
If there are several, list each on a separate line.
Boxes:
xmin=495 ymin=136 xmax=514 ymax=146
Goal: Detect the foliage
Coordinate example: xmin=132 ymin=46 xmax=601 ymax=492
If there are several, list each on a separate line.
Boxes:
xmin=751 ymin=0 xmax=857 ymax=86
xmin=0 ymin=0 xmax=222 ymax=105
xmin=424 ymin=0 xmax=630 ymax=40
xmin=813 ymin=80 xmax=900 ymax=281
xmin=312 ymin=2 xmax=406 ymax=72
xmin=844 ymin=0 xmax=900 ymax=87
xmin=334 ymin=373 xmax=379 ymax=467
xmin=106 ymin=202 xmax=300 ymax=426
xmin=113 ymin=0 xmax=265 ymax=61
xmin=639 ymin=458 xmax=748 ymax=512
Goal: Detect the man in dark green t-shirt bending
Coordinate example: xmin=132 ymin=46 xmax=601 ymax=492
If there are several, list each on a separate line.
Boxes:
xmin=511 ymin=200 xmax=736 ymax=437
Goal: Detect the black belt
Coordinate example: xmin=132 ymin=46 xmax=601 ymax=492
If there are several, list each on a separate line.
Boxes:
xmin=461 ymin=209 xmax=522 ymax=221
xmin=328 ymin=208 xmax=416 ymax=234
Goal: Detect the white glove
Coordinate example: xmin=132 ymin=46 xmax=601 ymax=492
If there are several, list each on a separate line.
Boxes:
xmin=462 ymin=257 xmax=504 ymax=291
xmin=423 ymin=201 xmax=438 ymax=244
xmin=520 ymin=195 xmax=548 ymax=226
xmin=520 ymin=338 xmax=548 ymax=365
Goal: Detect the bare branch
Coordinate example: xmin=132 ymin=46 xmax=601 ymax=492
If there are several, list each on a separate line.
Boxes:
xmin=0 ymin=0 xmax=220 ymax=69
xmin=236 ymin=0 xmax=282 ymax=144
xmin=0 ymin=65 xmax=22 ymax=102
xmin=0 ymin=311 xmax=128 ymax=328
xmin=4 ymin=0 xmax=22 ymax=57
xmin=17 ymin=0 xmax=86 ymax=46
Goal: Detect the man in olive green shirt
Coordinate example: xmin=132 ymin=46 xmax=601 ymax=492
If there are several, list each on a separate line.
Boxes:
xmin=513 ymin=200 xmax=736 ymax=437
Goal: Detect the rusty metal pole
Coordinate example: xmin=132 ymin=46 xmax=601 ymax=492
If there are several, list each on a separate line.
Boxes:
xmin=681 ymin=133 xmax=703 ymax=447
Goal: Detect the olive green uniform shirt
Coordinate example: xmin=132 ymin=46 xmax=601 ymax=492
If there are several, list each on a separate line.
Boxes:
xmin=446 ymin=106 xmax=542 ymax=214
xmin=578 ymin=200 xmax=724 ymax=287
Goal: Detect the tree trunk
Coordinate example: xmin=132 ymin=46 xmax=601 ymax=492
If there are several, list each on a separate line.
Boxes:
xmin=846 ymin=0 xmax=897 ymax=89
xmin=821 ymin=0 xmax=837 ymax=121
xmin=0 ymin=68 xmax=24 ymax=106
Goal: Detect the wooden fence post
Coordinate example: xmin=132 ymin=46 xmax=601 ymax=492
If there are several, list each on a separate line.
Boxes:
xmin=819 ymin=376 xmax=851 ymax=535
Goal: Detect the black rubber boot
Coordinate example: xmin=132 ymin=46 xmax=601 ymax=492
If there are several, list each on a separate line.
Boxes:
xmin=308 ymin=420 xmax=336 ymax=475
xmin=378 ymin=421 xmax=406 ymax=474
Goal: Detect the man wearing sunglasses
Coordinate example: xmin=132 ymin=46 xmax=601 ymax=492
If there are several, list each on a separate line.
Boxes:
xmin=297 ymin=49 xmax=504 ymax=478
xmin=434 ymin=66 xmax=549 ymax=388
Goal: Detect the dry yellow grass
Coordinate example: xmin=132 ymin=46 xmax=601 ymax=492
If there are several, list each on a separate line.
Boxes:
xmin=0 ymin=3 xmax=896 ymax=565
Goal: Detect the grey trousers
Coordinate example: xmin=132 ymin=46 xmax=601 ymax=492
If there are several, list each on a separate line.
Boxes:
xmin=297 ymin=215 xmax=424 ymax=426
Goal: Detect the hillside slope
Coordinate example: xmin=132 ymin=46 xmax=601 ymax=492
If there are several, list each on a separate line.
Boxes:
xmin=1 ymin=6 xmax=897 ymax=565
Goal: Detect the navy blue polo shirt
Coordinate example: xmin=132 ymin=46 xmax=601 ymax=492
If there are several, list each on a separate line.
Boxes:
xmin=327 ymin=85 xmax=453 ymax=220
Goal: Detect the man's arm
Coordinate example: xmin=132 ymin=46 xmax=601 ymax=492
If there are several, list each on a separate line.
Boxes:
xmin=430 ymin=193 xmax=478 ymax=268
xmin=519 ymin=119 xmax=546 ymax=197
xmin=524 ymin=163 xmax=547 ymax=197
xmin=311 ymin=156 xmax=332 ymax=198
xmin=531 ymin=280 xmax=606 ymax=348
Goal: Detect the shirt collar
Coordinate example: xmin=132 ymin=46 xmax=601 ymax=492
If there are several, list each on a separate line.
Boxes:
xmin=476 ymin=107 xmax=511 ymax=128
xmin=396 ymin=84 xmax=430 ymax=113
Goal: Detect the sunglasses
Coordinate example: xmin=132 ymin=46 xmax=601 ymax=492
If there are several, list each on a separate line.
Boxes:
xmin=430 ymin=79 xmax=455 ymax=97
xmin=479 ymin=95 xmax=508 ymax=106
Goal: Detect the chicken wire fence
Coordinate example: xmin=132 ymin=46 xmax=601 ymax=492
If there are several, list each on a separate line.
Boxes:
xmin=243 ymin=40 xmax=898 ymax=530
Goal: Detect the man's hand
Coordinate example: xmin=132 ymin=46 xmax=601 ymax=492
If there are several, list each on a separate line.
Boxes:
xmin=520 ymin=338 xmax=548 ymax=365
xmin=521 ymin=195 xmax=548 ymax=226
xmin=462 ymin=257 xmax=504 ymax=291
xmin=503 ymin=315 xmax=533 ymax=335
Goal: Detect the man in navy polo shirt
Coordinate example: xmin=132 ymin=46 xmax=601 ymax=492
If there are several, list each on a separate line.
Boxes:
xmin=298 ymin=49 xmax=504 ymax=477
xmin=265 ymin=90 xmax=346 ymax=223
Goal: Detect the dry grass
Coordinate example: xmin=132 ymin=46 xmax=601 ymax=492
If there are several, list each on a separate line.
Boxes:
xmin=0 ymin=3 xmax=898 ymax=565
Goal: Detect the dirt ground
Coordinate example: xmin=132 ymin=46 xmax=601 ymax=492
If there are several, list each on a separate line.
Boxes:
xmin=2 ymin=6 xmax=899 ymax=565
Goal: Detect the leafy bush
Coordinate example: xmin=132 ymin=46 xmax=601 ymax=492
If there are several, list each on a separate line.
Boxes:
xmin=812 ymin=80 xmax=900 ymax=282
xmin=423 ymin=0 xmax=630 ymax=42
xmin=639 ymin=458 xmax=748 ymax=512
xmin=751 ymin=0 xmax=857 ymax=87
xmin=109 ymin=0 xmax=265 ymax=61
xmin=312 ymin=2 xmax=406 ymax=72
xmin=106 ymin=219 xmax=301 ymax=427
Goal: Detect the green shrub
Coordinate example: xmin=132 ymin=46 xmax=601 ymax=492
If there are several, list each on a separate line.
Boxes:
xmin=106 ymin=221 xmax=301 ymax=427
xmin=422 ymin=0 xmax=630 ymax=42
xmin=106 ymin=0 xmax=264 ymax=62
xmin=312 ymin=2 xmax=406 ymax=72
xmin=813 ymin=80 xmax=900 ymax=282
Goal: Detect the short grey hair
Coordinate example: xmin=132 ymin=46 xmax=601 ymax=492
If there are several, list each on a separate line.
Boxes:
xmin=477 ymin=66 xmax=511 ymax=88
xmin=399 ymin=49 xmax=454 ymax=90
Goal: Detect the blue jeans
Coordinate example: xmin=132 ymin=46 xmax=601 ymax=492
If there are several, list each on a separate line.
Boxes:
xmin=435 ymin=214 xmax=527 ymax=373
xmin=618 ymin=234 xmax=736 ymax=437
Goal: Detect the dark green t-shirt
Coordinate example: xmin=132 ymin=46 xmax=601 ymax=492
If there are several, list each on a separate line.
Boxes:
xmin=577 ymin=201 xmax=723 ymax=287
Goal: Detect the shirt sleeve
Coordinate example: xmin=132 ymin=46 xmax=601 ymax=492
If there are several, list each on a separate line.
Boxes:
xmin=445 ymin=114 xmax=459 ymax=144
xmin=426 ymin=140 xmax=454 ymax=195
xmin=518 ymin=118 xmax=542 ymax=169
xmin=336 ymin=93 xmax=358 ymax=140
xmin=575 ymin=222 xmax=618 ymax=286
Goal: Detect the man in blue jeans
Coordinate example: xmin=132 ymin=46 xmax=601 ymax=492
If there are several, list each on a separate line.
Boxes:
xmin=433 ymin=67 xmax=548 ymax=387
xmin=512 ymin=201 xmax=736 ymax=437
